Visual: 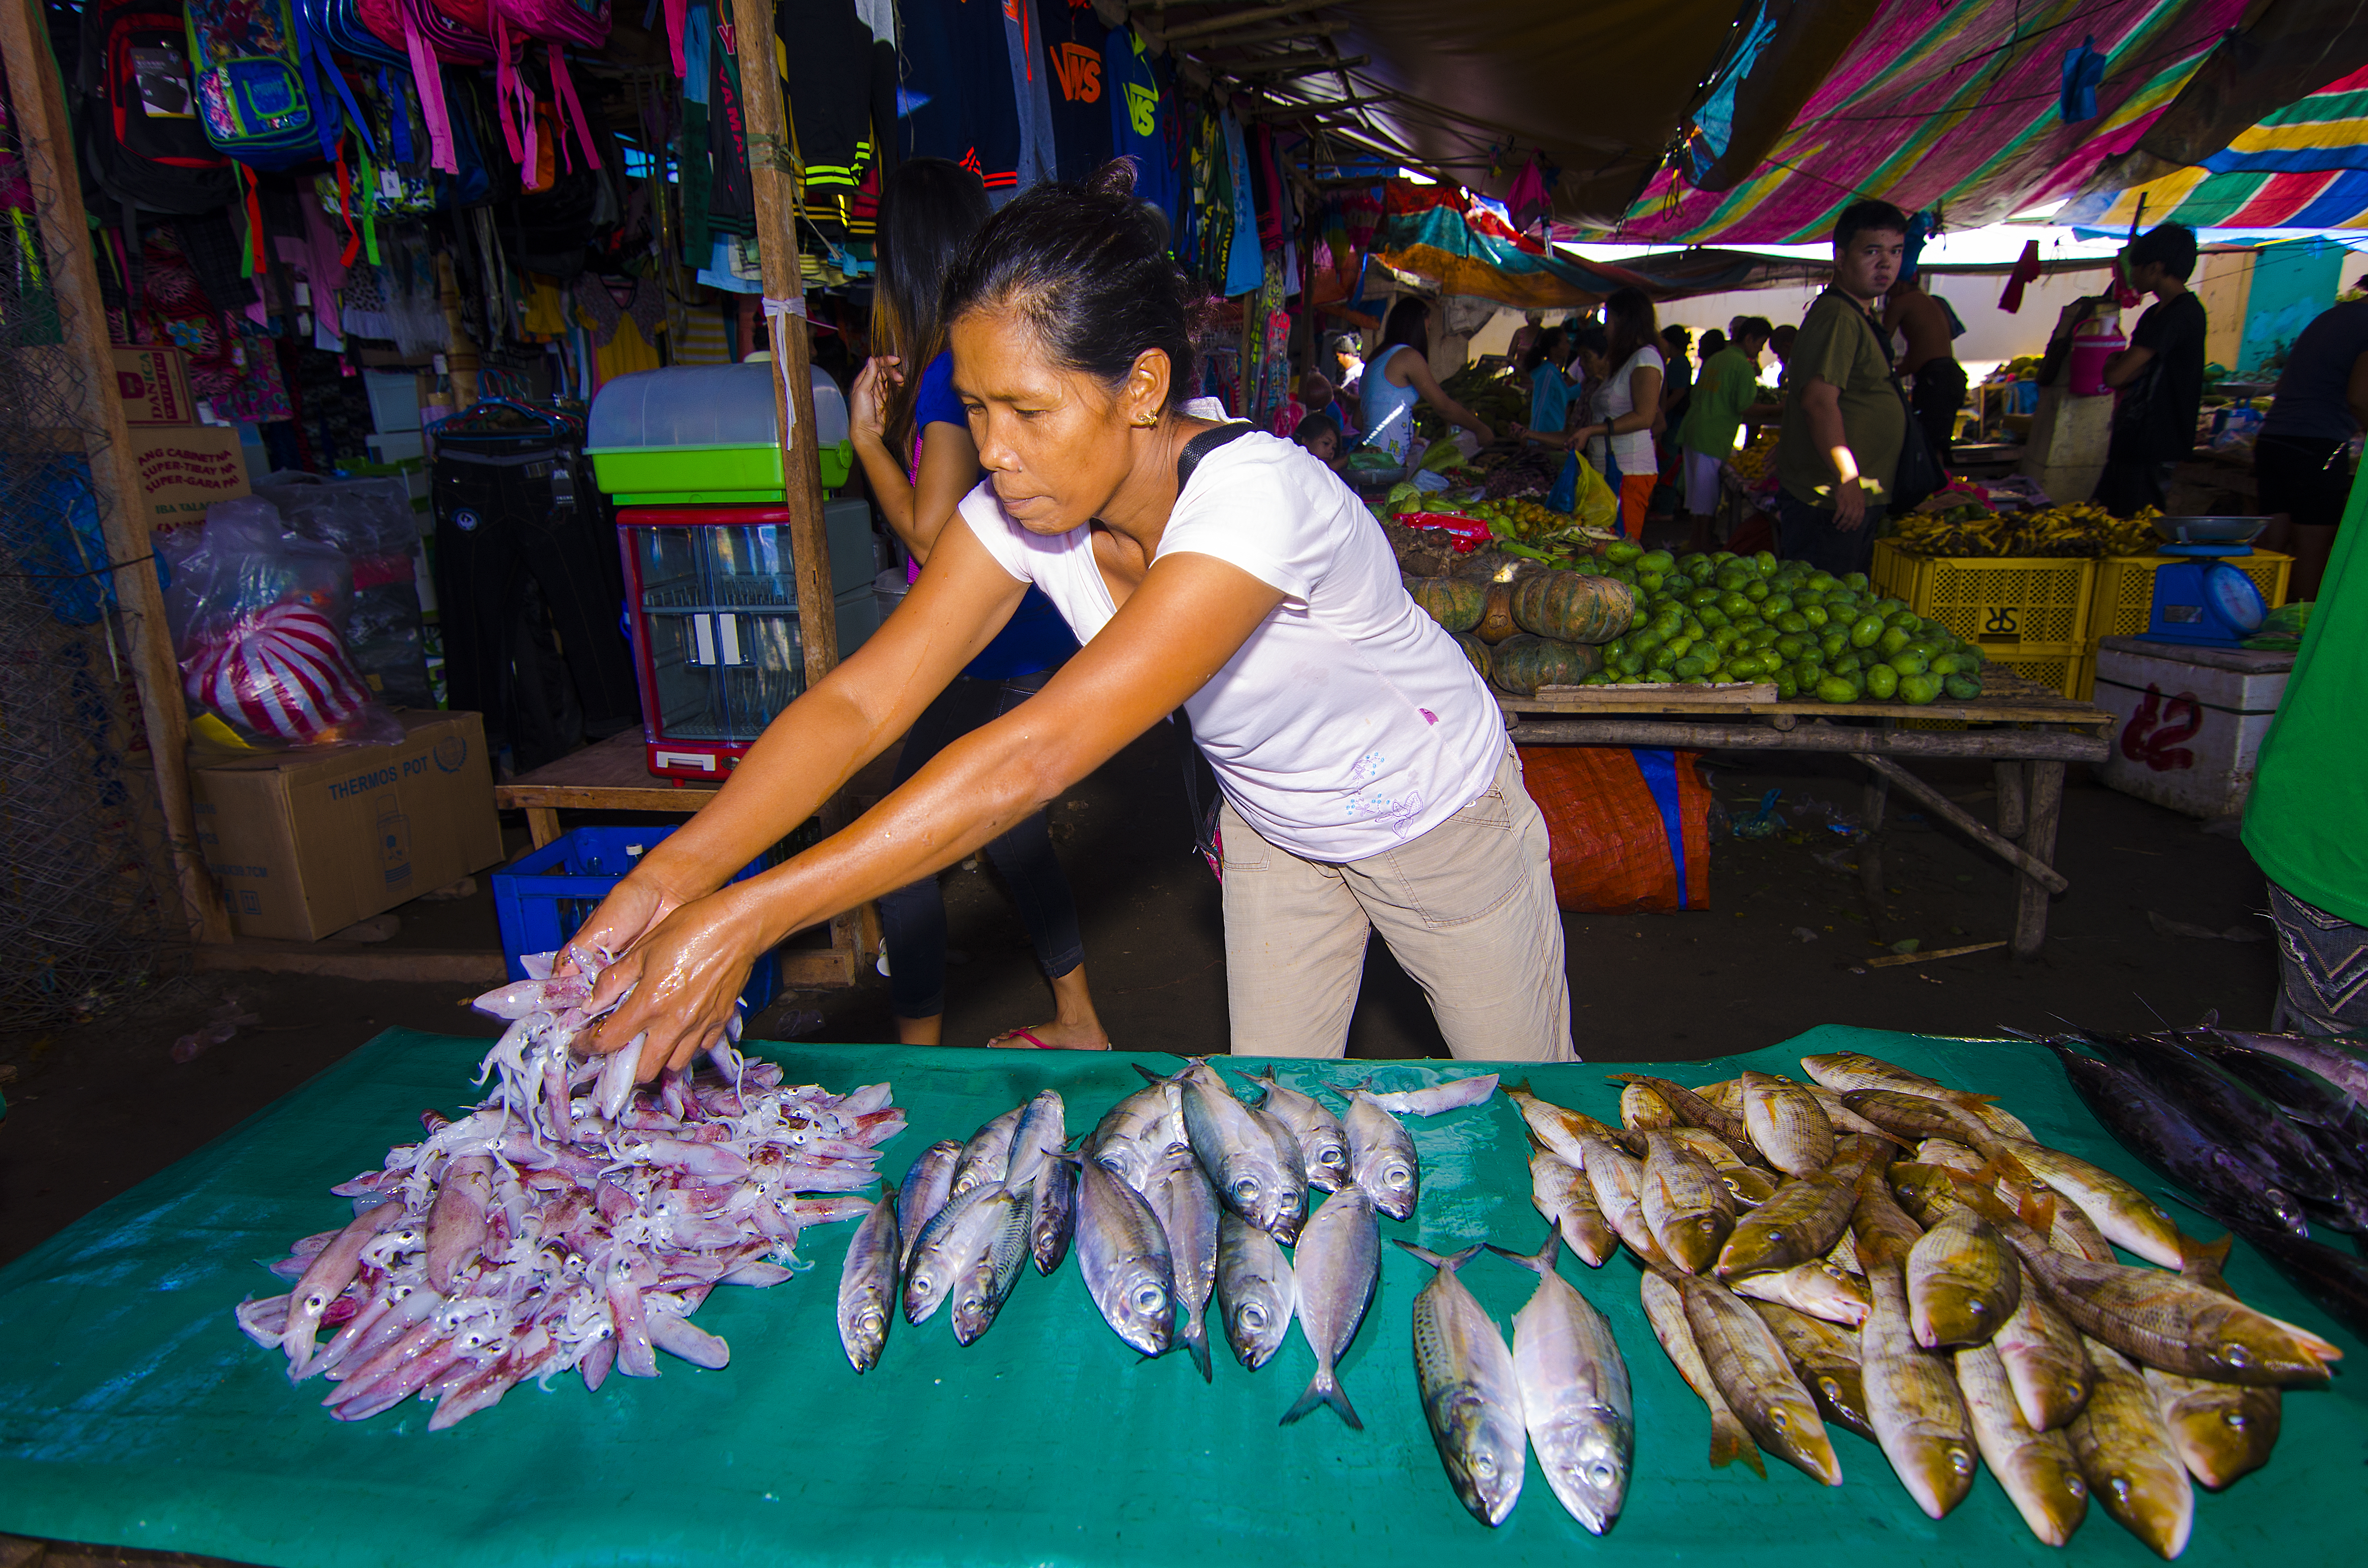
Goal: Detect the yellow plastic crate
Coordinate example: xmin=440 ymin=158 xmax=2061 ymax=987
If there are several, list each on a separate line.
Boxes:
xmin=2090 ymin=550 xmax=2292 ymax=640
xmin=1871 ymin=539 xmax=2096 ymax=650
xmin=1905 ymin=650 xmax=2094 ymax=730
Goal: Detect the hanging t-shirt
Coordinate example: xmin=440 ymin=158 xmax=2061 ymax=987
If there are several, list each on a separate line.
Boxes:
xmin=1218 ymin=108 xmax=1263 ymax=297
xmin=900 ymin=0 xmax=1021 ymax=197
xmin=911 ymin=352 xmax=1078 ymax=679
xmin=954 ymin=430 xmax=1506 ymax=862
xmin=1037 ymin=0 xmax=1112 ymax=183
xmin=1004 ymin=0 xmax=1058 ymax=197
xmin=1105 ymin=24 xmax=1177 ymax=222
xmin=779 ymin=0 xmax=877 ymax=209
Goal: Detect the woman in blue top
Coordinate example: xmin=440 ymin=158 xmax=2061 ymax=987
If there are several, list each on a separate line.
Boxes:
xmin=1359 ymin=297 xmax=1496 ymax=464
xmin=848 ymin=157 xmax=1107 ymax=1050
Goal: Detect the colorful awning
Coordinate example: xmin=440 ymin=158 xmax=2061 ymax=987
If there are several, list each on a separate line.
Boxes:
xmin=2060 ymin=65 xmax=2368 ymax=229
xmin=1603 ymin=0 xmax=2249 ymax=245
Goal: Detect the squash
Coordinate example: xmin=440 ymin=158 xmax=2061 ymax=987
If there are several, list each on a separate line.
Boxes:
xmin=1512 ymin=571 xmax=1636 ymax=645
xmin=1474 ymin=580 xmax=1520 ymax=644
xmin=1490 ymin=633 xmax=1601 ymax=696
xmin=1406 ymin=575 xmax=1487 ymax=633
xmin=1451 ymin=631 xmax=1492 ymax=684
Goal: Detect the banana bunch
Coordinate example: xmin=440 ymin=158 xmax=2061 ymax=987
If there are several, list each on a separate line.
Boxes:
xmin=1726 ymin=436 xmax=1778 ymax=485
xmin=1892 ymin=504 xmax=2161 ymax=560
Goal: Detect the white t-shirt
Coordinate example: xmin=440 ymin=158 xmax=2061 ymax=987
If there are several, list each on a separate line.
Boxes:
xmin=956 ymin=431 xmax=1506 ymax=863
xmin=1587 ymin=345 xmax=1664 ymax=474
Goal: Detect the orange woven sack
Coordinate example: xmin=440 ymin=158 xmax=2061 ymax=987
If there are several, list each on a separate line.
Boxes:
xmin=1517 ymin=746 xmax=1710 ymax=913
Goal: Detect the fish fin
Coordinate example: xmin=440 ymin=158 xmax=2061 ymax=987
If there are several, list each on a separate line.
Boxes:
xmin=2017 ymin=1187 xmax=2058 ymax=1236
xmin=1186 ymin=1323 xmax=1212 ymax=1382
xmin=1711 ymin=1410 xmax=1765 ymax=1477
xmin=1394 ymin=1239 xmax=1485 ymax=1272
xmin=1485 ymin=1228 xmax=1562 ymax=1276
xmin=1132 ymin=1063 xmax=1169 ymax=1087
xmin=1604 ymin=1073 xmax=1647 ymax=1086
xmin=2198 ymin=1008 xmax=2220 ymax=1029
xmin=1280 ymin=1368 xmax=1362 ymax=1429
xmin=2177 ymin=1230 xmax=2233 ymax=1273
xmin=1506 ymin=1078 xmax=1534 ymax=1100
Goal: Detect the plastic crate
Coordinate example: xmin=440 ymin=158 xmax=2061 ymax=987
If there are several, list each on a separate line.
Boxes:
xmin=490 ymin=825 xmax=810 ymax=1011
xmin=1871 ymin=540 xmax=2096 ymax=653
xmin=2090 ymin=550 xmax=2291 ymax=641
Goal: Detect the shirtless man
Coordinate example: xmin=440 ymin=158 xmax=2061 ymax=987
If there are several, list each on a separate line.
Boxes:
xmin=1884 ymin=272 xmax=1967 ymax=466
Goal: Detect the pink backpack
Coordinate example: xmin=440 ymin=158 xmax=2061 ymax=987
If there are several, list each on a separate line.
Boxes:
xmin=488 ymin=0 xmax=606 ymax=186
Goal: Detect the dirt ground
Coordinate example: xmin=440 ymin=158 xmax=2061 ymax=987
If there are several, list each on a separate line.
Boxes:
xmin=0 ymin=718 xmax=2280 ymax=1266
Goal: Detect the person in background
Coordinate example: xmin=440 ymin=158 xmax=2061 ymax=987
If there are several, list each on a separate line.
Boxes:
xmin=1518 ymin=324 xmax=1576 ymax=446
xmin=1331 ymin=332 xmax=1365 ymax=400
xmin=2095 ymin=223 xmax=2206 ymax=517
xmin=1884 ymin=269 xmax=1967 ymax=468
xmin=1271 ymin=369 xmax=1338 ymax=440
xmin=1565 ymin=287 xmax=1664 ymax=542
xmin=1748 ymin=322 xmax=1798 ymax=447
xmin=1774 ymin=200 xmax=1909 ymax=576
xmin=1678 ymin=316 xmax=1779 ymax=553
xmin=2242 ymin=458 xmax=2368 ymax=1032
xmin=1660 ymin=324 xmax=1695 ymax=434
xmin=2256 ymin=291 xmax=2368 ymax=602
xmin=1699 ymin=328 xmax=1728 ymax=363
xmin=1361 ymin=296 xmax=1497 ymax=464
xmin=1293 ymin=410 xmax=1343 ymax=470
xmin=846 ymin=157 xmax=1108 ymax=1051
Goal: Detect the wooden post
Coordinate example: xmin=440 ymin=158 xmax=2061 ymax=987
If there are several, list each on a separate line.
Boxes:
xmin=1995 ymin=761 xmax=2027 ymax=840
xmin=2013 ymin=760 xmax=2067 ymax=960
xmin=0 ymin=0 xmax=229 ymax=943
xmin=725 ymin=0 xmax=862 ymax=980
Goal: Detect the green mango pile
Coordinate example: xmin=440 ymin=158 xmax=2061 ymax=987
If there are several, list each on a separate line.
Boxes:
xmin=1583 ymin=548 xmax=1987 ymax=704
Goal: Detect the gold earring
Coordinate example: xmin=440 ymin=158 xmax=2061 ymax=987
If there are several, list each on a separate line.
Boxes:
xmin=1134 ymin=414 xmax=1158 ymax=427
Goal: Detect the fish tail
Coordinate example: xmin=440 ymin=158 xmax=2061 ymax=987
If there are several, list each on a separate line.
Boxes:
xmin=1132 ymin=1063 xmax=1169 ymax=1087
xmin=1505 ymin=1078 xmax=1534 ymax=1100
xmin=1485 ymin=1228 xmax=1562 ymax=1276
xmin=1394 ymin=1239 xmax=1485 ymax=1273
xmin=1281 ymin=1366 xmax=1362 ymax=1430
xmin=1604 ymin=1072 xmax=1646 ymax=1086
xmin=1711 ymin=1409 xmax=1765 ymax=1477
xmin=2177 ymin=1229 xmax=2233 ymax=1274
xmin=1185 ymin=1321 xmax=1212 ymax=1383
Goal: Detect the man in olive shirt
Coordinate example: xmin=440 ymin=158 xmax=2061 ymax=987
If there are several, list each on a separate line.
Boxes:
xmin=1774 ymin=200 xmax=1910 ymax=575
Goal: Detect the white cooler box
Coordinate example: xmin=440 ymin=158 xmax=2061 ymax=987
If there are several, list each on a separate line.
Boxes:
xmin=2093 ymin=636 xmax=2296 ymax=818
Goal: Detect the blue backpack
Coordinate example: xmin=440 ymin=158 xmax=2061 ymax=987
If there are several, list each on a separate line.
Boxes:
xmin=184 ymin=0 xmax=321 ymax=169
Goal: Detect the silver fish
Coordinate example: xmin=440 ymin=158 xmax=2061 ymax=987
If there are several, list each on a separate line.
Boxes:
xmin=947 ymin=1187 xmax=1033 ymax=1346
xmin=1360 ymin=1073 xmax=1501 ymax=1117
xmin=949 ymin=1106 xmax=1025 ymax=1198
xmin=837 ymin=1182 xmax=901 ymax=1372
xmin=1146 ymin=1145 xmax=1220 ymax=1380
xmin=1216 ymin=1210 xmax=1296 ymax=1371
xmin=896 ymin=1140 xmax=963 ymax=1267
xmin=1003 ymin=1089 xmax=1067 ymax=1192
xmin=1493 ymin=1233 xmax=1632 ymax=1536
xmin=1093 ymin=1073 xmax=1182 ymax=1189
xmin=1183 ymin=1068 xmax=1308 ymax=1243
xmin=1281 ymin=1186 xmax=1380 ymax=1427
xmin=1402 ymin=1241 xmax=1527 ymax=1528
xmin=1073 ymin=1155 xmax=1175 ymax=1356
xmin=903 ymin=1183 xmax=1008 ymax=1326
xmin=1028 ymin=1153 xmax=1077 ymax=1275
xmin=1344 ymin=1089 xmax=1420 ymax=1221
xmin=1244 ymin=1069 xmax=1351 ymax=1192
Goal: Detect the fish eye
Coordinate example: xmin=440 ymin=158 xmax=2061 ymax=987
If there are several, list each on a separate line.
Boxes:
xmin=1387 ymin=1168 xmax=1413 ymax=1189
xmin=1472 ymin=1453 xmax=1495 ymax=1478
xmin=2066 ymin=1476 xmax=2089 ymax=1499
xmin=1589 ymin=1463 xmax=1615 ymax=1487
xmin=2110 ymin=1478 xmax=2133 ymax=1503
xmin=1132 ymin=1284 xmax=1166 ymax=1314
xmin=1947 ymin=1447 xmax=1973 ymax=1475
xmin=1240 ymin=1305 xmax=1268 ymax=1330
xmin=2224 ymin=1411 xmax=2247 ymax=1429
xmin=2221 ymin=1343 xmax=2251 ymax=1368
xmin=1768 ymin=1409 xmax=1789 ymax=1429
xmin=1233 ymin=1178 xmax=1261 ymax=1202
xmin=1969 ymin=1299 xmax=1987 ymax=1316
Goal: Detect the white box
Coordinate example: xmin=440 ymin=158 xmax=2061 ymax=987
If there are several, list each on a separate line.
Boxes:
xmin=2094 ymin=637 xmax=2295 ymax=818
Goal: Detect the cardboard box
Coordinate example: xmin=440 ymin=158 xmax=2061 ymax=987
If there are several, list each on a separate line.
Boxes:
xmin=190 ymin=710 xmax=504 ymax=940
xmin=113 ymin=346 xmax=197 ymax=425
xmin=130 ymin=422 xmax=249 ymax=523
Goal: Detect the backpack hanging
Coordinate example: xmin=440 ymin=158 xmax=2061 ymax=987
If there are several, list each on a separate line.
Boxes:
xmin=488 ymin=0 xmax=606 ymax=188
xmin=393 ymin=0 xmax=502 ymax=177
xmin=184 ymin=0 xmax=322 ymax=170
xmin=75 ymin=0 xmax=237 ymax=217
xmin=295 ymin=0 xmax=407 ymax=67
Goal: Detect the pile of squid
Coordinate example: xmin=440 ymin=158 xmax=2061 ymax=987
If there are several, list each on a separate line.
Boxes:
xmin=1506 ymin=1052 xmax=2343 ymax=1560
xmin=232 ymin=952 xmax=899 ymax=1429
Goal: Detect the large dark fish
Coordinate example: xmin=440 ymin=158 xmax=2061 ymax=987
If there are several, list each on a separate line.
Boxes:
xmin=2077 ymin=1031 xmax=2343 ymax=1207
xmin=2211 ymin=1218 xmax=2368 ymax=1344
xmin=2045 ymin=1045 xmax=2310 ymax=1239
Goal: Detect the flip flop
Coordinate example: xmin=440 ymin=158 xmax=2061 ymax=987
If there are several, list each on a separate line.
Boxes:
xmin=990 ymin=1029 xmax=1049 ymax=1050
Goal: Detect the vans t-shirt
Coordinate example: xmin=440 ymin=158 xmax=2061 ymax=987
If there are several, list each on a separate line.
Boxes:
xmin=954 ymin=431 xmax=1506 ymax=862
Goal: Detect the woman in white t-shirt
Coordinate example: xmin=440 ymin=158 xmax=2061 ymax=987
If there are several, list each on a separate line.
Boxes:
xmin=1568 ymin=288 xmax=1665 ymax=542
xmin=561 ymin=162 xmax=1573 ymax=1072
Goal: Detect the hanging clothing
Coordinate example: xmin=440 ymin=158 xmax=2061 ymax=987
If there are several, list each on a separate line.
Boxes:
xmin=1105 ymin=25 xmax=1177 ymax=221
xmin=595 ymin=312 xmax=663 ymax=383
xmin=1218 ymin=109 xmax=1262 ymax=297
xmin=705 ymin=3 xmax=757 ymax=236
xmin=1005 ymin=0 xmax=1058 ymax=196
xmin=779 ymin=0 xmax=879 ymax=220
xmin=900 ymin=0 xmax=1021 ymax=196
xmin=1037 ymin=0 xmax=1112 ymax=182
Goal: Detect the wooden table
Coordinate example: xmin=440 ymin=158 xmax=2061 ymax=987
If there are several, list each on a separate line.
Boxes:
xmin=493 ymin=729 xmax=872 ymax=988
xmin=1497 ymin=672 xmax=2113 ymax=958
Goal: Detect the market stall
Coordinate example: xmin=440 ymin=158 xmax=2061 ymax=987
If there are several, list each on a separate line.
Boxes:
xmin=0 ymin=1024 xmax=2362 ymax=1567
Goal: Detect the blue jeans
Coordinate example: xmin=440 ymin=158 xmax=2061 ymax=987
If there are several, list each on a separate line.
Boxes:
xmin=1773 ymin=487 xmax=1884 ymax=577
xmin=876 ymin=671 xmax=1085 ymax=1020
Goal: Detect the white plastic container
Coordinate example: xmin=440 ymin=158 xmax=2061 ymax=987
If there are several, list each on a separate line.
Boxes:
xmin=2094 ymin=636 xmax=2295 ymax=818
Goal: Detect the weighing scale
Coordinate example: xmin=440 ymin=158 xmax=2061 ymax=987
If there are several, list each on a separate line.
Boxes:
xmin=2145 ymin=516 xmax=2270 ymax=646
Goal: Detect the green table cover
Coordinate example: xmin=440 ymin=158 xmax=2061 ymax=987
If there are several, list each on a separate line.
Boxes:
xmin=0 ymin=1026 xmax=2361 ymax=1568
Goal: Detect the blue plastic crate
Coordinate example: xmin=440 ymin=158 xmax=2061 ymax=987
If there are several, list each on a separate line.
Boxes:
xmin=490 ymin=826 xmax=780 ymax=1013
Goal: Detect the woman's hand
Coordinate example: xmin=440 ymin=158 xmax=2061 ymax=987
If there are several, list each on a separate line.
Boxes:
xmin=553 ymin=873 xmax=683 ymax=978
xmin=580 ymin=885 xmax=773 ymax=1081
xmin=850 ymin=354 xmax=903 ymax=447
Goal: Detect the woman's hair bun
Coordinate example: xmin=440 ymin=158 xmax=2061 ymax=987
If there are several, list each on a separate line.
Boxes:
xmin=1086 ymin=158 xmax=1139 ymax=200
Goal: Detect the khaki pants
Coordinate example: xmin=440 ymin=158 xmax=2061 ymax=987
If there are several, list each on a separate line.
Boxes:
xmin=1220 ymin=745 xmax=1575 ymax=1061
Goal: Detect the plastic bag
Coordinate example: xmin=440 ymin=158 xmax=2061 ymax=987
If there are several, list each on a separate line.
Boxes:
xmin=158 ymin=496 xmax=405 ymax=748
xmin=254 ymin=472 xmax=433 ymax=708
xmin=1570 ymin=450 xmax=1621 ymax=535
xmin=1518 ymin=744 xmax=1710 ymax=912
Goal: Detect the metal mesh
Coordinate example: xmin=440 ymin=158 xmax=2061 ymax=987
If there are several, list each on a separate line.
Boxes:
xmin=0 ymin=58 xmax=184 ymax=1027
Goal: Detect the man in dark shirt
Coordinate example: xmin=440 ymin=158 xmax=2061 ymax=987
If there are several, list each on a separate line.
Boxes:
xmin=2257 ymin=292 xmax=2368 ymax=601
xmin=2096 ymin=224 xmax=2207 ymax=517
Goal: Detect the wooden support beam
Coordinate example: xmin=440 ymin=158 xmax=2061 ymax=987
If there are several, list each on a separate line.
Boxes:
xmin=1995 ymin=761 xmax=2027 ymax=840
xmin=1852 ymin=752 xmax=2071 ymax=896
xmin=2013 ymin=762 xmax=2067 ymax=960
xmin=723 ymin=0 xmax=866 ymax=977
xmin=1153 ymin=1 xmax=1341 ymax=47
xmin=0 ymin=0 xmax=230 ymax=944
xmin=1224 ymin=51 xmax=1366 ymax=77
xmin=1507 ymin=717 xmax=2110 ymax=763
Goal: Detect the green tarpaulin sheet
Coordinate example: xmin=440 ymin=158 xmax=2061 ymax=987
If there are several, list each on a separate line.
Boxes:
xmin=0 ymin=1026 xmax=2362 ymax=1567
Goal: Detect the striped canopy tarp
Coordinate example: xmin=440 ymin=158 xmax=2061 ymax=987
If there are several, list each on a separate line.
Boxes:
xmin=1606 ymin=0 xmax=2248 ymax=245
xmin=2059 ymin=64 xmax=2368 ymax=229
